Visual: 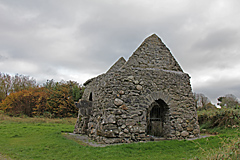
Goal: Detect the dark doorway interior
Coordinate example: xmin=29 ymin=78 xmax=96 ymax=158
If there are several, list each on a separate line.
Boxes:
xmin=147 ymin=99 xmax=169 ymax=137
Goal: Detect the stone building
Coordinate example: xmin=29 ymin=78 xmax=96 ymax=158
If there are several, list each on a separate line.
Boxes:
xmin=74 ymin=34 xmax=200 ymax=144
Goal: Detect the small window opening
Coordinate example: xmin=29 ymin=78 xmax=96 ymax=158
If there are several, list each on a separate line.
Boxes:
xmin=89 ymin=92 xmax=93 ymax=101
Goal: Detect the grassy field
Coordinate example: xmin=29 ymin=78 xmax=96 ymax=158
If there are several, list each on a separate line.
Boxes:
xmin=0 ymin=113 xmax=239 ymax=160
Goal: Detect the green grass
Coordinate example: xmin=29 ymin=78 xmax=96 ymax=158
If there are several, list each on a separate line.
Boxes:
xmin=0 ymin=114 xmax=239 ymax=159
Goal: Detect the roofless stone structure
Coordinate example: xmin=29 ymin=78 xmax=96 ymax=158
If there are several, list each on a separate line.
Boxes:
xmin=74 ymin=34 xmax=200 ymax=144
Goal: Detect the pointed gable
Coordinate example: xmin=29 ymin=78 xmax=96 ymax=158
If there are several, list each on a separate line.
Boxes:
xmin=123 ymin=34 xmax=183 ymax=72
xmin=106 ymin=57 xmax=126 ymax=74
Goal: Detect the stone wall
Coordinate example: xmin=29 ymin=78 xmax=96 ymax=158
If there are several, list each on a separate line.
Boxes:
xmin=74 ymin=68 xmax=200 ymax=144
xmin=106 ymin=57 xmax=126 ymax=74
xmin=123 ymin=34 xmax=183 ymax=72
xmin=74 ymin=34 xmax=200 ymax=144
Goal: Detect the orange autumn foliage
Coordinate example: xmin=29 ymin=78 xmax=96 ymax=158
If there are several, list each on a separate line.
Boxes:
xmin=0 ymin=86 xmax=79 ymax=118
xmin=0 ymin=87 xmax=49 ymax=117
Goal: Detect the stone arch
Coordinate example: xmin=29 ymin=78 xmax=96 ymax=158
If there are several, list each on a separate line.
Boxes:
xmin=145 ymin=91 xmax=172 ymax=106
xmin=145 ymin=91 xmax=171 ymax=137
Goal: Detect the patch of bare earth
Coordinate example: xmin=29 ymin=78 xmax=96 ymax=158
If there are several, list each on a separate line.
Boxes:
xmin=63 ymin=133 xmax=213 ymax=147
xmin=0 ymin=153 xmax=13 ymax=160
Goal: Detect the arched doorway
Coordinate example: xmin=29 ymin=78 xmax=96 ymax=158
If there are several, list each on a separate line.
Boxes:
xmin=147 ymin=99 xmax=169 ymax=137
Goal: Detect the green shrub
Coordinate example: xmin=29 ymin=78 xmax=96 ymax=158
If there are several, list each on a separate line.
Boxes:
xmin=198 ymin=108 xmax=240 ymax=128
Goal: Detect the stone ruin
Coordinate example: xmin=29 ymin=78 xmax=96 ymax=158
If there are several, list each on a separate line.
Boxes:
xmin=74 ymin=34 xmax=200 ymax=144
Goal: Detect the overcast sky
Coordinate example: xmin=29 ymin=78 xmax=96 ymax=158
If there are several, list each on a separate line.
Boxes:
xmin=0 ymin=0 xmax=240 ymax=104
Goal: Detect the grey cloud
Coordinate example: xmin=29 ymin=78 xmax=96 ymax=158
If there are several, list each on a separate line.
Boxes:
xmin=0 ymin=53 xmax=8 ymax=62
xmin=193 ymin=78 xmax=240 ymax=104
xmin=177 ymin=28 xmax=240 ymax=74
xmin=194 ymin=28 xmax=240 ymax=51
xmin=0 ymin=0 xmax=240 ymax=102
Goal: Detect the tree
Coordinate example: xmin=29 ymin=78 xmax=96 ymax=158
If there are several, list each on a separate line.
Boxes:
xmin=12 ymin=74 xmax=37 ymax=92
xmin=194 ymin=93 xmax=212 ymax=109
xmin=45 ymin=82 xmax=77 ymax=117
xmin=43 ymin=79 xmax=84 ymax=102
xmin=0 ymin=87 xmax=49 ymax=117
xmin=43 ymin=79 xmax=84 ymax=117
xmin=0 ymin=73 xmax=12 ymax=101
xmin=0 ymin=73 xmax=37 ymax=102
xmin=0 ymin=77 xmax=84 ymax=118
xmin=66 ymin=80 xmax=84 ymax=102
xmin=217 ymin=94 xmax=239 ymax=109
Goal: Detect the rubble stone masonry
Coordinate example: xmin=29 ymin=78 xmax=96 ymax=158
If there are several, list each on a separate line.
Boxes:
xmin=74 ymin=34 xmax=200 ymax=144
